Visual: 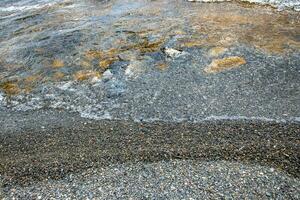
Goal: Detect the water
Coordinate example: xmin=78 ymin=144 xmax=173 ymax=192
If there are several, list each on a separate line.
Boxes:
xmin=188 ymin=0 xmax=300 ymax=11
xmin=0 ymin=0 xmax=299 ymax=122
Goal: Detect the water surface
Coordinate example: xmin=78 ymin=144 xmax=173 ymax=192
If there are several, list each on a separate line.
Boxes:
xmin=0 ymin=0 xmax=299 ymax=122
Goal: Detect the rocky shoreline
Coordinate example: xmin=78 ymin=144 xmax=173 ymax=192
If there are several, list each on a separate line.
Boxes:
xmin=0 ymin=0 xmax=299 ymax=198
xmin=1 ymin=109 xmax=299 ymax=188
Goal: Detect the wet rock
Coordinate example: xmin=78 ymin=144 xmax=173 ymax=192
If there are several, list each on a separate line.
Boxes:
xmin=38 ymin=30 xmax=82 ymax=58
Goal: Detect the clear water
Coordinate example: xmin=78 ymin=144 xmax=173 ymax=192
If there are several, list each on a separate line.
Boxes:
xmin=0 ymin=0 xmax=299 ymax=122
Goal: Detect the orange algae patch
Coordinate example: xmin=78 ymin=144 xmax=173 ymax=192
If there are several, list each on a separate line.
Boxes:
xmin=85 ymin=49 xmax=120 ymax=70
xmin=126 ymin=39 xmax=165 ymax=54
xmin=0 ymin=82 xmax=20 ymax=95
xmin=99 ymin=58 xmax=118 ymax=70
xmin=85 ymin=38 xmax=165 ymax=70
xmin=52 ymin=59 xmax=64 ymax=68
xmin=204 ymin=56 xmax=246 ymax=73
xmin=74 ymin=70 xmax=101 ymax=81
xmin=85 ymin=49 xmax=119 ymax=61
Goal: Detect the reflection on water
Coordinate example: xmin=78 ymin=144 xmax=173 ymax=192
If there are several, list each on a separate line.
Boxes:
xmin=0 ymin=0 xmax=299 ymax=121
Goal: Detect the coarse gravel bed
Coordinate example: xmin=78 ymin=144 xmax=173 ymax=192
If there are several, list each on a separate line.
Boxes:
xmin=2 ymin=160 xmax=299 ymax=199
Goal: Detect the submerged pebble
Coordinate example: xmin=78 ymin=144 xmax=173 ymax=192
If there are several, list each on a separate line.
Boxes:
xmin=163 ymin=48 xmax=187 ymax=58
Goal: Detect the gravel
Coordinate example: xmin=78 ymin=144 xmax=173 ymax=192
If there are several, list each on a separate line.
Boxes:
xmin=0 ymin=109 xmax=299 ymax=199
xmin=2 ymin=160 xmax=299 ymax=199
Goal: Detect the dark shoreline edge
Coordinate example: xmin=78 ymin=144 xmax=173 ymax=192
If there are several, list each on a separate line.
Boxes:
xmin=0 ymin=109 xmax=299 ymax=188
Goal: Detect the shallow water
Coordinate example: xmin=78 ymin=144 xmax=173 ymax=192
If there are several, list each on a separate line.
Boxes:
xmin=0 ymin=0 xmax=299 ymax=122
xmin=189 ymin=0 xmax=300 ymax=11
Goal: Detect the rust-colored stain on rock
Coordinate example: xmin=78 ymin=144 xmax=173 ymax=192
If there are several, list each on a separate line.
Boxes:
xmin=204 ymin=56 xmax=246 ymax=73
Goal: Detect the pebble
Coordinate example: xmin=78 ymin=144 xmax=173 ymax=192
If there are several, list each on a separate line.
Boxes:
xmin=163 ymin=48 xmax=187 ymax=58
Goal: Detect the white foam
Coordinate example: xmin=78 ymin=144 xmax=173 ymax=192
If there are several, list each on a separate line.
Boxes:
xmin=130 ymin=115 xmax=299 ymax=123
xmin=201 ymin=115 xmax=287 ymax=123
xmin=80 ymin=110 xmax=113 ymax=120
